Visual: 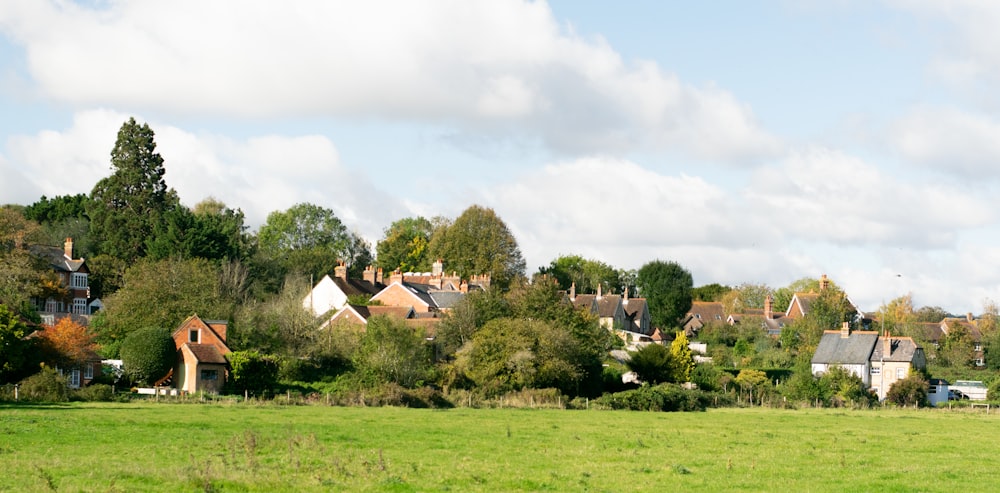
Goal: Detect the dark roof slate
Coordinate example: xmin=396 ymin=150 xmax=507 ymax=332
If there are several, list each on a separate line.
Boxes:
xmin=812 ymin=331 xmax=879 ymax=365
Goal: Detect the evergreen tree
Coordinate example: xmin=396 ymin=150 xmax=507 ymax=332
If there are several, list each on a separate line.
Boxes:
xmin=87 ymin=118 xmax=179 ymax=262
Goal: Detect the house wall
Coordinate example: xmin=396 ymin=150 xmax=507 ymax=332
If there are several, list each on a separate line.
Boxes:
xmin=373 ymin=284 xmax=430 ymax=312
xmin=811 ymin=363 xmax=870 ymax=386
xmin=869 ymin=361 xmax=911 ymax=401
xmin=303 ymin=276 xmax=348 ymax=317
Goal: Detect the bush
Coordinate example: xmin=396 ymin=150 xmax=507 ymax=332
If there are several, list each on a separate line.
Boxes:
xmin=226 ymin=350 xmax=279 ymax=396
xmin=595 ymin=384 xmax=720 ymax=412
xmin=73 ymin=384 xmax=114 ymax=402
xmin=119 ymin=327 xmax=176 ymax=386
xmin=885 ymin=374 xmax=929 ymax=407
xmin=18 ymin=367 xmax=69 ymax=402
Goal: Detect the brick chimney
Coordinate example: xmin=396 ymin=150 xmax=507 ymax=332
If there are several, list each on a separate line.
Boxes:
xmin=764 ymin=294 xmax=773 ymax=320
xmin=840 ymin=321 xmax=850 ymax=339
xmin=389 ymin=269 xmax=404 ymax=285
xmin=64 ymin=237 xmax=74 ymax=259
xmin=819 ymin=274 xmax=829 ymax=291
xmin=363 ymin=265 xmax=376 ymax=284
xmin=597 ymin=283 xmax=602 ymax=299
xmin=460 ymin=280 xmax=469 ymax=294
xmin=883 ymin=331 xmax=892 ymax=357
xmin=624 ymin=286 xmax=629 ymax=306
xmin=432 ymin=259 xmax=444 ymax=276
xmin=967 ymin=312 xmax=975 ymax=323
xmin=569 ymin=282 xmax=576 ymax=301
xmin=334 ymin=260 xmax=347 ymax=280
xmin=376 ymin=267 xmax=383 ymax=284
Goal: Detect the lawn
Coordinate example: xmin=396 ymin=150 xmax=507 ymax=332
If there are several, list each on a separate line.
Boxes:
xmin=0 ymin=402 xmax=997 ymax=492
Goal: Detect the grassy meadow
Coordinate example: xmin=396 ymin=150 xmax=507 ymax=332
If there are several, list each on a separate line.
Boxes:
xmin=1 ymin=402 xmax=998 ymax=492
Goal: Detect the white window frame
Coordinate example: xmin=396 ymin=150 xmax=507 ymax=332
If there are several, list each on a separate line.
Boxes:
xmin=71 ymin=272 xmax=88 ymax=289
xmin=45 ymin=299 xmax=59 ymax=313
xmin=83 ymin=364 xmax=94 ymax=380
xmin=896 ymin=368 xmax=905 ymax=380
xmin=870 ymin=367 xmax=881 ymax=375
xmin=68 ymin=369 xmax=81 ymax=388
xmin=72 ymin=298 xmax=87 ymax=314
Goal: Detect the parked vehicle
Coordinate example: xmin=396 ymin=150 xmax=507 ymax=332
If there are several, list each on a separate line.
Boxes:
xmin=949 ymin=389 xmax=970 ymax=401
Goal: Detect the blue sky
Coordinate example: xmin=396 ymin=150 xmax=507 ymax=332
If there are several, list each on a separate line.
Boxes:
xmin=2 ymin=1 xmax=1000 ymax=314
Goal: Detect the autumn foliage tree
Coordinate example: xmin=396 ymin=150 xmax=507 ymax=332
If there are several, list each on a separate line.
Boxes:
xmin=36 ymin=317 xmax=98 ymax=369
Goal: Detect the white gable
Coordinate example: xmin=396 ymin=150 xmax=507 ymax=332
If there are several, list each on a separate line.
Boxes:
xmin=302 ymin=275 xmax=348 ymax=317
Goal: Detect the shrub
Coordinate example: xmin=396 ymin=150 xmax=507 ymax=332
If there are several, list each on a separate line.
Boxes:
xmin=885 ymin=374 xmax=929 ymax=407
xmin=18 ymin=367 xmax=69 ymax=402
xmin=226 ymin=350 xmax=279 ymax=396
xmin=595 ymin=384 xmax=717 ymax=412
xmin=73 ymin=384 xmax=114 ymax=402
xmin=119 ymin=327 xmax=176 ymax=386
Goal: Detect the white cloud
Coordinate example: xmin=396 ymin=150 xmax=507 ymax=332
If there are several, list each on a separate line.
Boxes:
xmin=747 ymin=147 xmax=993 ymax=247
xmin=3 ymin=109 xmax=409 ymax=241
xmin=0 ymin=0 xmax=779 ymax=161
xmin=889 ymin=1 xmax=1000 ymax=97
xmin=889 ymin=106 xmax=1000 ymax=176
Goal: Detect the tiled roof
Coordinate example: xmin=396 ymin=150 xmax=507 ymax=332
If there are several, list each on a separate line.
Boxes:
xmin=687 ymin=302 xmax=726 ymax=322
xmin=30 ymin=244 xmax=86 ymax=273
xmin=812 ymin=331 xmax=879 ymax=365
xmin=185 ymin=343 xmax=227 ymax=364
xmin=595 ymin=295 xmax=622 ymax=318
xmin=332 ymin=276 xmax=384 ymax=297
xmin=870 ymin=336 xmax=922 ymax=363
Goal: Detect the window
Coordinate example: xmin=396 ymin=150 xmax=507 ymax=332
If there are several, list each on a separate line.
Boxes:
xmin=45 ymin=299 xmax=60 ymax=313
xmin=71 ymin=273 xmax=88 ymax=289
xmin=896 ymin=368 xmax=905 ymax=380
xmin=83 ymin=364 xmax=94 ymax=380
xmin=68 ymin=369 xmax=81 ymax=388
xmin=870 ymin=367 xmax=881 ymax=375
xmin=975 ymin=343 xmax=983 ymax=352
xmin=72 ymin=298 xmax=87 ymax=314
xmin=695 ymin=314 xmax=701 ymax=319
xmin=976 ymin=358 xmax=985 ymax=367
xmin=200 ymin=369 xmax=218 ymax=381
xmin=40 ymin=314 xmax=54 ymax=326
xmin=189 ymin=329 xmax=199 ymax=343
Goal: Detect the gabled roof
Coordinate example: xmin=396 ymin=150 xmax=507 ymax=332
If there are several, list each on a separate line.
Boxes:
xmin=331 ymin=275 xmax=384 ymax=297
xmin=940 ymin=317 xmax=983 ymax=342
xmin=812 ymin=330 xmax=879 ymax=365
xmin=686 ymin=301 xmax=726 ymax=322
xmin=787 ymin=293 xmax=819 ymax=318
xmin=595 ymin=295 xmax=623 ymax=318
xmin=870 ymin=336 xmax=922 ymax=363
xmin=571 ymin=294 xmax=598 ymax=313
xmin=30 ymin=244 xmax=86 ymax=273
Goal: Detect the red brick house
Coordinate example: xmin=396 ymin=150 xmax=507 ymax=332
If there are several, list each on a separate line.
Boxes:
xmin=30 ymin=238 xmax=99 ymax=325
xmin=170 ymin=315 xmax=231 ymax=394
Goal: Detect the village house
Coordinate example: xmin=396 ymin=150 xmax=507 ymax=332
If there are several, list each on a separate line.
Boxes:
xmin=166 ymin=315 xmax=231 ymax=394
xmin=811 ymin=322 xmax=926 ymax=400
xmin=29 ymin=237 xmax=101 ymax=326
xmin=302 ymin=262 xmax=385 ymax=317
xmin=567 ymin=283 xmax=653 ymax=345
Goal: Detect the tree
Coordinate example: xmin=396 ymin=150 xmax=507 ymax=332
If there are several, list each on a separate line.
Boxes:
xmin=691 ymin=283 xmax=731 ymax=302
xmin=435 ymin=288 xmax=511 ymax=357
xmin=256 ymin=203 xmax=370 ymax=279
xmin=636 ymin=260 xmax=693 ymax=329
xmin=36 ymin=318 xmax=98 ymax=369
xmin=353 ymin=316 xmax=433 ymax=388
xmin=536 ymin=254 xmax=621 ymax=295
xmin=459 ymin=317 xmax=588 ymax=396
xmin=427 ymin=205 xmax=526 ymax=290
xmin=376 ymin=217 xmax=434 ymax=272
xmin=818 ymin=366 xmax=874 ymax=408
xmin=720 ymin=283 xmax=773 ymax=314
xmin=92 ymin=257 xmax=230 ymax=355
xmin=913 ymin=306 xmax=951 ymax=323
xmin=626 ymin=343 xmax=676 ymax=384
xmin=146 ymin=199 xmax=249 ymax=261
xmin=23 ymin=194 xmax=89 ymax=224
xmin=734 ymin=369 xmax=769 ymax=405
xmin=0 ymin=304 xmax=38 ymax=382
xmin=88 ymin=118 xmax=180 ymax=262
xmin=119 ymin=326 xmax=175 ymax=386
xmin=669 ymin=331 xmax=695 ymax=382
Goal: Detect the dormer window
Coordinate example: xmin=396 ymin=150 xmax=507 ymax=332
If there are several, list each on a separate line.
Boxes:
xmin=189 ymin=329 xmax=199 ymax=343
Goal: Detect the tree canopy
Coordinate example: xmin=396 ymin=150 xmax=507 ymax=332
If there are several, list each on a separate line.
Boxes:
xmin=636 ymin=260 xmax=693 ymax=329
xmin=375 ymin=216 xmax=435 ymax=272
xmin=536 ymin=254 xmax=622 ymax=295
xmin=256 ymin=203 xmax=371 ymax=279
xmin=87 ymin=117 xmax=180 ymax=262
xmin=427 ymin=205 xmax=525 ymax=290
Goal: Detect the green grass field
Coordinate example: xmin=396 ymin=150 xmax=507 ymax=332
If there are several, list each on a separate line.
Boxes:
xmin=1 ymin=402 xmax=997 ymax=492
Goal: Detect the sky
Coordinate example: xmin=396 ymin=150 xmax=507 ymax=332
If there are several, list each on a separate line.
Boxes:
xmin=1 ymin=0 xmax=1000 ymax=315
